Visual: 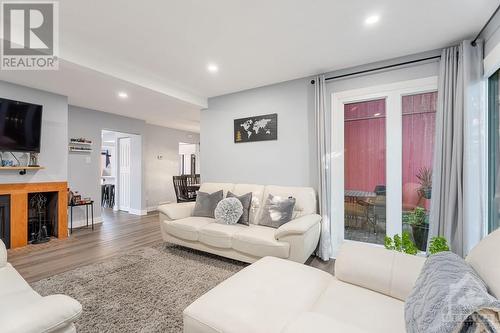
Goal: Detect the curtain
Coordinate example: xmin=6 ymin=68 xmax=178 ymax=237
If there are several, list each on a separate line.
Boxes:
xmin=314 ymin=75 xmax=333 ymax=260
xmin=429 ymin=41 xmax=485 ymax=257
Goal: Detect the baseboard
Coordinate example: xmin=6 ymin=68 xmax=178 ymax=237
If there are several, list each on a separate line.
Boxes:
xmin=128 ymin=208 xmax=147 ymax=216
xmin=69 ymin=216 xmax=103 ymax=229
xmin=147 ymin=206 xmax=158 ymax=212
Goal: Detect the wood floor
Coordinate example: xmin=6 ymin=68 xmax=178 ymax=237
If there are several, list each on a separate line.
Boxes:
xmin=8 ymin=209 xmax=334 ymax=283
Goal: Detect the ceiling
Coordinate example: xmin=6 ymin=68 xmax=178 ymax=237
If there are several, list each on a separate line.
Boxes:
xmin=0 ymin=0 xmax=497 ymax=132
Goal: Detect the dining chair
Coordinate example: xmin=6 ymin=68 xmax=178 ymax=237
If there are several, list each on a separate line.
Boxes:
xmin=173 ymin=176 xmax=192 ymax=203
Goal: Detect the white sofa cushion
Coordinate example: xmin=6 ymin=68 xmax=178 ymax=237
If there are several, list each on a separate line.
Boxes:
xmin=231 ymin=184 xmax=265 ymax=224
xmin=311 ymin=278 xmax=406 ymax=333
xmin=232 ymin=225 xmax=289 ymax=259
xmin=262 ymin=185 xmax=316 ymax=220
xmin=282 ymin=312 xmax=368 ymax=333
xmin=199 ymin=183 xmax=234 ymax=196
xmin=335 ymin=241 xmax=425 ymax=301
xmin=198 ymin=223 xmax=248 ymax=249
xmin=183 ymin=256 xmax=331 ymax=333
xmin=164 ymin=217 xmax=214 ymax=241
xmin=466 ymin=228 xmax=500 ymax=298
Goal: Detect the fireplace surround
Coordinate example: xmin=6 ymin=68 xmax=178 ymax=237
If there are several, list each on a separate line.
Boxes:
xmin=0 ymin=195 xmax=10 ymax=249
xmin=0 ymin=182 xmax=67 ymax=249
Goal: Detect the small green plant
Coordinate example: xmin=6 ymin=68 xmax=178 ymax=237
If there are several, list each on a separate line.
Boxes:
xmin=406 ymin=207 xmax=427 ymax=226
xmin=384 ymin=232 xmax=418 ymax=255
xmin=428 ymin=236 xmax=450 ymax=255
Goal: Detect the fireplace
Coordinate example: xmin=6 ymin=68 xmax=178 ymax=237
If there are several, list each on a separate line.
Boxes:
xmin=28 ymin=192 xmax=58 ymax=244
xmin=0 ymin=195 xmax=10 ymax=249
xmin=0 ymin=182 xmax=68 ymax=249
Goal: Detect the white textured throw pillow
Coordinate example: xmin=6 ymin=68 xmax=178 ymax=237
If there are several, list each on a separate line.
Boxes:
xmin=215 ymin=197 xmax=243 ymax=225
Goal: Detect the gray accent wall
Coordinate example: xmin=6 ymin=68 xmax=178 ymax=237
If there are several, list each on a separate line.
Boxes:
xmin=0 ymin=80 xmax=68 ymax=184
xmin=202 ymin=78 xmax=316 ymax=187
xmin=201 ymin=53 xmax=440 ymax=189
xmin=68 ymin=106 xmax=199 ymax=223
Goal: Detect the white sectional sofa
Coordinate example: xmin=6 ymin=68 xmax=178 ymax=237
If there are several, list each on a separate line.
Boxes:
xmin=158 ymin=183 xmax=321 ymax=263
xmin=0 ymin=240 xmax=82 ymax=333
xmin=183 ymin=229 xmax=500 ymax=333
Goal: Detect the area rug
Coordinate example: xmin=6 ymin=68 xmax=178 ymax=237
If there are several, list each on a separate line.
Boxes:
xmin=31 ymin=243 xmax=247 ymax=332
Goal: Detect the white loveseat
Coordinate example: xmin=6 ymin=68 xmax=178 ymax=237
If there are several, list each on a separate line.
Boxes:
xmin=0 ymin=240 xmax=82 ymax=333
xmin=158 ymin=183 xmax=321 ymax=263
xmin=183 ymin=229 xmax=500 ymax=333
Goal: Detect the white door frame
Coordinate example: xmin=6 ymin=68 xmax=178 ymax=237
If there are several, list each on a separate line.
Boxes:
xmin=118 ymin=137 xmax=131 ymax=212
xmin=330 ymin=77 xmax=438 ymax=257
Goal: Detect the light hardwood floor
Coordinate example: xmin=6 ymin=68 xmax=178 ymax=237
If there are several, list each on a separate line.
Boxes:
xmin=8 ymin=209 xmax=334 ymax=283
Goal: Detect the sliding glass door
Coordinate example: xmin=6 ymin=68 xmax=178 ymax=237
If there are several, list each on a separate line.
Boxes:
xmin=344 ymin=99 xmax=387 ymax=245
xmin=331 ymin=78 xmax=438 ymax=256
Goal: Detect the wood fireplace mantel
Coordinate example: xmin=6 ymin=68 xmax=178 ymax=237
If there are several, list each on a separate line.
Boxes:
xmin=0 ymin=182 xmax=68 ymax=249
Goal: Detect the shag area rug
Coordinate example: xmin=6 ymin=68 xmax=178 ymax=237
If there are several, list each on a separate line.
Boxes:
xmin=31 ymin=243 xmax=247 ymax=332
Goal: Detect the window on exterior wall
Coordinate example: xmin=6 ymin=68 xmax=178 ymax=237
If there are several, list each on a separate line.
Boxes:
xmin=401 ymin=92 xmax=437 ymax=251
xmin=488 ymin=71 xmax=500 ymax=234
xmin=344 ymin=99 xmax=387 ymax=245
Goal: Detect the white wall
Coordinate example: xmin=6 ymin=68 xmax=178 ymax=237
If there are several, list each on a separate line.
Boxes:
xmin=0 ymin=81 xmax=68 ymax=184
xmin=144 ymin=124 xmax=199 ymax=210
xmin=201 ymin=53 xmax=440 ymax=189
xmin=68 ymin=106 xmax=199 ymax=224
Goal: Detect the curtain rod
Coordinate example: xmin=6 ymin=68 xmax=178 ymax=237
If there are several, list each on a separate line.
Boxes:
xmin=471 ymin=4 xmax=500 ymax=47
xmin=310 ymin=55 xmax=441 ymax=84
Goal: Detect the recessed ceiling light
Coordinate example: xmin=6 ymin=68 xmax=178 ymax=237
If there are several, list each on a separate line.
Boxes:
xmin=365 ymin=15 xmax=380 ymax=25
xmin=118 ymin=92 xmax=128 ymax=98
xmin=207 ymin=63 xmax=218 ymax=73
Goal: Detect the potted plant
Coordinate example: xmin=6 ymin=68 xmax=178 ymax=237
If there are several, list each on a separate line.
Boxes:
xmin=384 ymin=232 xmax=418 ymax=255
xmin=428 ymin=236 xmax=450 ymax=254
xmin=407 ymin=207 xmax=429 ymax=251
xmin=416 ymin=167 xmax=432 ymax=199
xmin=385 ymin=233 xmax=450 ymax=256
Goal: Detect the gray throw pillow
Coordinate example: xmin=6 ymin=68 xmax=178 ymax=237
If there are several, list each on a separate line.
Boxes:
xmin=226 ymin=191 xmax=252 ymax=226
xmin=258 ymin=194 xmax=296 ymax=228
xmin=193 ymin=190 xmax=223 ymax=218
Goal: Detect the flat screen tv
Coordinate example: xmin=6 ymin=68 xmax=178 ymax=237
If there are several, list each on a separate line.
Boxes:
xmin=0 ymin=98 xmax=42 ymax=152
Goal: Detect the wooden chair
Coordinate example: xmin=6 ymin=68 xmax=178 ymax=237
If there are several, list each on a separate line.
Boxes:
xmin=173 ymin=176 xmax=193 ymax=203
xmin=185 ymin=175 xmax=200 ymax=200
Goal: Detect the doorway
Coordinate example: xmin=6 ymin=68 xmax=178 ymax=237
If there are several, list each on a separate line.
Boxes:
xmin=100 ymin=130 xmax=143 ymax=215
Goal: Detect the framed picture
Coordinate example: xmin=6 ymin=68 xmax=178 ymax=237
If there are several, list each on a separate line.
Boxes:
xmin=234 ymin=113 xmax=278 ymax=143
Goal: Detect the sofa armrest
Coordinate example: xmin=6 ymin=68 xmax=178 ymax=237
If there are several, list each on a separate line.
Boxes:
xmin=335 ymin=241 xmax=426 ymax=301
xmin=274 ymin=214 xmax=322 ymax=240
xmin=158 ymin=202 xmax=196 ymax=221
xmin=0 ymin=239 xmax=6 ymax=268
xmin=2 ymin=294 xmax=82 ymax=333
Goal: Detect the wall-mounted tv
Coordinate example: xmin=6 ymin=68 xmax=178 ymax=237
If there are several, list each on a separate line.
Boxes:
xmin=0 ymin=98 xmax=43 ymax=153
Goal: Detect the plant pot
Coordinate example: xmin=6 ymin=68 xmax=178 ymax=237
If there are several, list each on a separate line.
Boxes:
xmin=422 ymin=188 xmax=432 ymax=200
xmin=411 ymin=224 xmax=429 ymax=251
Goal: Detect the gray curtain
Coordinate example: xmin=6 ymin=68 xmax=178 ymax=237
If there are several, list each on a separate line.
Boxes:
xmin=429 ymin=41 xmax=484 ymax=257
xmin=314 ymin=75 xmax=333 ymax=260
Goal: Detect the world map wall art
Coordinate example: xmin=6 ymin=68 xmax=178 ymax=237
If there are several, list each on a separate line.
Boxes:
xmin=234 ymin=113 xmax=278 ymax=143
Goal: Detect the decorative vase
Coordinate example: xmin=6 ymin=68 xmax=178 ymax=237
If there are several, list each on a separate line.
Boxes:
xmin=68 ymin=189 xmax=74 ymax=205
xmin=411 ymin=224 xmax=429 ymax=251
